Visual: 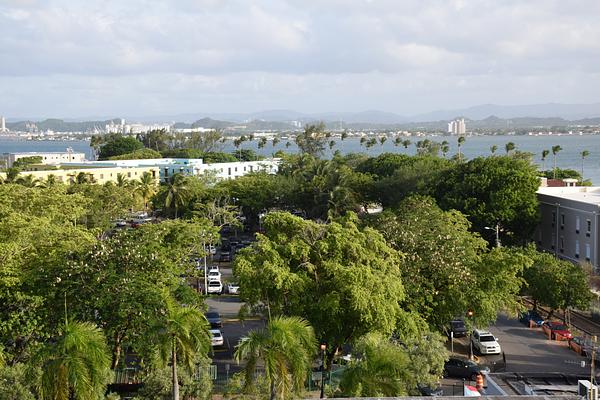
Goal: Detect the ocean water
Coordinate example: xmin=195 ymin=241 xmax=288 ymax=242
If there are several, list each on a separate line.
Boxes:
xmin=1 ymin=134 xmax=599 ymax=184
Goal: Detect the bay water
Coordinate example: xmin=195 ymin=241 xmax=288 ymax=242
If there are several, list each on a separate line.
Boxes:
xmin=1 ymin=134 xmax=599 ymax=184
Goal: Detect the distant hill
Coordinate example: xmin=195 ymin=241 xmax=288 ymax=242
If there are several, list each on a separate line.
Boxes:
xmin=6 ymin=118 xmax=121 ymax=133
xmin=412 ymin=102 xmax=600 ymax=122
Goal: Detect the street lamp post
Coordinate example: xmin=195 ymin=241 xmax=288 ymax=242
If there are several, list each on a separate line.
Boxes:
xmin=467 ymin=309 xmax=474 ymax=360
xmin=320 ymin=343 xmax=327 ymax=399
xmin=484 ymin=223 xmax=501 ymax=248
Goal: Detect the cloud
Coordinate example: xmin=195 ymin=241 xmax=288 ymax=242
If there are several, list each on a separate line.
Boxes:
xmin=0 ymin=0 xmax=599 ymax=117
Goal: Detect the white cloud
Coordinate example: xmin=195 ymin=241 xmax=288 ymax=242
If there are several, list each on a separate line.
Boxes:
xmin=0 ymin=0 xmax=599 ymax=116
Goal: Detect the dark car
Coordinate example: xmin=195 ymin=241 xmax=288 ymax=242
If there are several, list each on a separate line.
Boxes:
xmin=205 ymin=312 xmax=222 ymax=328
xmin=418 ymin=385 xmax=443 ymax=396
xmin=449 ymin=319 xmax=467 ymax=338
xmin=443 ymin=357 xmax=490 ymax=380
xmin=519 ymin=309 xmax=545 ymax=327
xmin=220 ymin=251 xmax=231 ymax=262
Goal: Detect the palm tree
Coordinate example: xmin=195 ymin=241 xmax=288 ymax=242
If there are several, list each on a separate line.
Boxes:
xmin=164 ymin=173 xmax=190 ymax=219
xmin=151 ymin=296 xmax=210 ymax=400
xmin=76 ymin=172 xmax=95 ymax=184
xmin=338 ymin=333 xmax=410 ymax=397
xmin=379 ymin=136 xmax=387 ymax=146
xmin=393 ymin=137 xmax=402 ymax=147
xmin=552 ymin=145 xmax=562 ymax=178
xmin=16 ymin=174 xmax=39 ymax=187
xmin=401 ymin=139 xmax=411 ymax=149
xmin=328 ymin=140 xmax=336 ymax=150
xmin=341 ymin=131 xmax=348 ymax=141
xmin=490 ymin=145 xmax=498 ymax=155
xmin=116 ymin=173 xmax=128 ymax=188
xmin=359 ymin=137 xmax=367 ymax=147
xmin=285 ymin=141 xmax=291 ymax=148
xmin=235 ymin=316 xmax=316 ymax=400
xmin=581 ymin=150 xmax=590 ymax=181
xmin=32 ymin=321 xmax=111 ymax=400
xmin=457 ymin=136 xmax=466 ymax=160
xmin=441 ymin=140 xmax=450 ymax=158
xmin=272 ymin=137 xmax=280 ymax=147
xmin=541 ymin=149 xmax=550 ymax=170
xmin=135 ymin=171 xmax=157 ymax=212
xmin=505 ymin=142 xmax=516 ymax=155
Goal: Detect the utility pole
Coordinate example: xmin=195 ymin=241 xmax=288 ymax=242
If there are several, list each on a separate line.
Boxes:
xmin=592 ymin=335 xmax=597 ymax=400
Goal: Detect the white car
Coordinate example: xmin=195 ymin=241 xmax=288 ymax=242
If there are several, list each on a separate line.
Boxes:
xmin=471 ymin=329 xmax=501 ymax=355
xmin=207 ymin=270 xmax=221 ymax=282
xmin=207 ymin=245 xmax=217 ymax=255
xmin=227 ymin=282 xmax=240 ymax=295
xmin=208 ymin=265 xmax=220 ymax=273
xmin=210 ymin=329 xmax=224 ymax=347
xmin=207 ymin=280 xmax=223 ymax=295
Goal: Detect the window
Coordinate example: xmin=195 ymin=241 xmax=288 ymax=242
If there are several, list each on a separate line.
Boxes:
xmin=559 ymin=236 xmax=564 ymax=253
xmin=235 ymin=167 xmax=238 ymax=172
xmin=250 ymin=166 xmax=253 ymax=172
xmin=576 ymin=216 xmax=580 ymax=234
xmin=560 ymin=214 xmax=565 ymax=230
xmin=587 ymin=220 xmax=592 ymax=237
xmin=100 ymin=174 xmax=104 ymax=179
xmin=586 ymin=243 xmax=591 ymax=261
xmin=127 ymin=172 xmax=131 ymax=178
xmin=551 ymin=233 xmax=556 ymax=250
xmin=243 ymin=166 xmax=246 ymax=172
xmin=552 ymin=212 xmax=556 ymax=227
xmin=537 ymin=230 xmax=542 ymax=245
xmin=575 ymin=240 xmax=580 ymax=258
xmin=228 ymin=167 xmax=231 ymax=175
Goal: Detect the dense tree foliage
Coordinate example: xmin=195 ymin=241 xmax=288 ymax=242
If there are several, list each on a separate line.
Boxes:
xmin=108 ymin=148 xmax=162 ymax=160
xmin=98 ymin=134 xmax=145 ymax=159
xmin=234 ymin=212 xmax=405 ymax=366
xmin=295 ymin=122 xmax=329 ymax=157
xmin=369 ymin=196 xmax=528 ymax=329
xmin=522 ymin=245 xmax=592 ymax=313
xmin=435 ymin=156 xmax=540 ymax=246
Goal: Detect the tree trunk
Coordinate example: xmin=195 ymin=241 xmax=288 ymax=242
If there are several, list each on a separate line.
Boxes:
xmin=269 ymin=379 xmax=276 ymax=400
xmin=172 ymin=338 xmax=179 ymax=400
xmin=111 ymin=337 xmax=122 ymax=370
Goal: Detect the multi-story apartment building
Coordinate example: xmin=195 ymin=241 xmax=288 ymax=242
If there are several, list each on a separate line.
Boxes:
xmin=536 ymin=184 xmax=600 ymax=270
xmin=61 ymin=158 xmax=280 ymax=182
xmin=2 ymin=151 xmax=86 ymax=168
xmin=0 ymin=165 xmax=160 ymax=185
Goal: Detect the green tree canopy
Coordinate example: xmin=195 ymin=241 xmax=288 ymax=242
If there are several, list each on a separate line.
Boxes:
xmin=435 ymin=156 xmax=540 ymax=246
xmin=295 ymin=122 xmax=328 ymax=157
xmin=98 ymin=134 xmax=144 ymax=159
xmin=234 ymin=212 xmax=405 ymax=365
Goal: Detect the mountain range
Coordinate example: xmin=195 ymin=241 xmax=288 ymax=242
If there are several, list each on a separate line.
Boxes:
xmin=4 ymin=102 xmax=600 ymax=132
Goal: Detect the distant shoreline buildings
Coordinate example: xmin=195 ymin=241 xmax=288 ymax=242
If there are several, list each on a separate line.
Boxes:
xmin=448 ymin=118 xmax=466 ymax=135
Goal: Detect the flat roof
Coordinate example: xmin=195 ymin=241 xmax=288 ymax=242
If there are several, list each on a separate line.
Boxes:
xmin=537 ymin=186 xmax=600 ymax=206
xmin=2 ymin=151 xmax=85 ymax=155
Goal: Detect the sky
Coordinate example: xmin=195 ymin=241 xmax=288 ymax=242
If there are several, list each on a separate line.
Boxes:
xmin=1 ymin=0 xmax=600 ymax=119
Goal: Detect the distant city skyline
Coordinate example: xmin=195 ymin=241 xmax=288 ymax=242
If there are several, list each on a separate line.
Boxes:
xmin=1 ymin=1 xmax=599 ymax=117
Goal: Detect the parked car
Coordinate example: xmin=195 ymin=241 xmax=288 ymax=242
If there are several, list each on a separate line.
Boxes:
xmin=208 ymin=265 xmax=220 ymax=273
xmin=418 ymin=385 xmax=443 ymax=396
xmin=208 ymin=270 xmax=221 ymax=282
xmin=220 ymin=251 xmax=231 ymax=262
xmin=449 ymin=319 xmax=467 ymax=338
xmin=443 ymin=357 xmax=490 ymax=380
xmin=227 ymin=282 xmax=240 ymax=295
xmin=568 ymin=336 xmax=598 ymax=357
xmin=210 ymin=329 xmax=224 ymax=347
xmin=207 ymin=280 xmax=223 ymax=295
xmin=207 ymin=244 xmax=217 ymax=255
xmin=542 ymin=321 xmax=573 ymax=340
xmin=205 ymin=311 xmax=222 ymax=328
xmin=471 ymin=330 xmax=501 ymax=355
xmin=519 ymin=309 xmax=545 ymax=327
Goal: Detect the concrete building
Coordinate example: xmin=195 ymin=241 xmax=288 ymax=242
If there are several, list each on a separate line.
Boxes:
xmin=0 ymin=165 xmax=159 ymax=185
xmin=1 ymin=151 xmax=86 ymax=168
xmin=448 ymin=118 xmax=466 ymax=135
xmin=60 ymin=158 xmax=280 ymax=182
xmin=536 ymin=185 xmax=600 ymax=270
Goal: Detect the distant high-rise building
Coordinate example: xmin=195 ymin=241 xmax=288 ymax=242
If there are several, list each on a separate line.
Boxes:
xmin=0 ymin=116 xmax=6 ymax=132
xmin=447 ymin=118 xmax=466 ymax=135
